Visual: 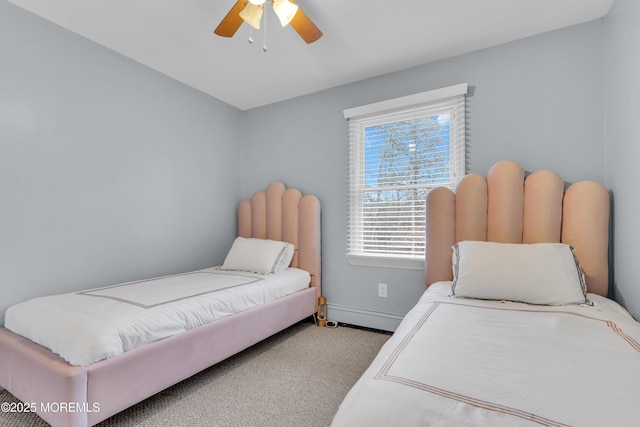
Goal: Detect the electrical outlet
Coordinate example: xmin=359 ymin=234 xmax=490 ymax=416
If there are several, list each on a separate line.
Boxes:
xmin=378 ymin=282 xmax=388 ymax=298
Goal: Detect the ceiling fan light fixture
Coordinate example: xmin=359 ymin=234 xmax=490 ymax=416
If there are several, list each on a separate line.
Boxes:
xmin=214 ymin=0 xmax=321 ymax=44
xmin=239 ymin=2 xmax=263 ymax=29
xmin=272 ymin=0 xmax=299 ymax=27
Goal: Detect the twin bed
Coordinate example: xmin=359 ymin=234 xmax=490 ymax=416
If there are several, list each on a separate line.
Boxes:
xmin=0 ymin=182 xmax=321 ymax=427
xmin=332 ymin=160 xmax=640 ymax=426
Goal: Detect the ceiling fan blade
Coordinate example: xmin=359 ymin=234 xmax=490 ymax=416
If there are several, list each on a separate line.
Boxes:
xmin=289 ymin=2 xmax=322 ymax=44
xmin=214 ymin=0 xmax=247 ymax=37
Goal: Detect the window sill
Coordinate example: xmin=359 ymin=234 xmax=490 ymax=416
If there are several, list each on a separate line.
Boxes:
xmin=347 ymin=255 xmax=425 ymax=270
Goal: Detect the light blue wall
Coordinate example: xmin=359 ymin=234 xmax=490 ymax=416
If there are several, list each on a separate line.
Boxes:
xmin=605 ymin=0 xmax=640 ymax=320
xmin=0 ymin=1 xmax=243 ymax=323
xmin=3 ymin=0 xmax=625 ymax=331
xmin=242 ymin=21 xmax=606 ymax=330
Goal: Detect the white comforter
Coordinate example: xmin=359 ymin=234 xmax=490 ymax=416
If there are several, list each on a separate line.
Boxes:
xmin=332 ymin=282 xmax=640 ymax=427
xmin=5 ymin=267 xmax=310 ymax=366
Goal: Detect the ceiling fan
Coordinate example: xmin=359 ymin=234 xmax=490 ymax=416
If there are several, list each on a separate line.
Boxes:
xmin=214 ymin=0 xmax=322 ymax=44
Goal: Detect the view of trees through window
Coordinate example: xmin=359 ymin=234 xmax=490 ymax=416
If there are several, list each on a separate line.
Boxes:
xmin=346 ymin=84 xmax=466 ymax=267
xmin=362 ymin=114 xmax=450 ymax=258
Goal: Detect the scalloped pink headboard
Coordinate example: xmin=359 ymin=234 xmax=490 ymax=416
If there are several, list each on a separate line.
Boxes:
xmin=425 ymin=160 xmax=610 ymax=296
xmin=237 ymin=182 xmax=321 ymax=299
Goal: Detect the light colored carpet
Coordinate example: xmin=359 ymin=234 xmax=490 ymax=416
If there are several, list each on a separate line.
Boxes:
xmin=0 ymin=320 xmax=390 ymax=427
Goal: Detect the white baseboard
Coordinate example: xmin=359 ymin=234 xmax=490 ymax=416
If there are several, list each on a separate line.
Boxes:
xmin=327 ymin=303 xmax=404 ymax=332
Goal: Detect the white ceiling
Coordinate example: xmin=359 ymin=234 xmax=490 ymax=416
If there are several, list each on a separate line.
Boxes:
xmin=7 ymin=0 xmax=614 ymax=110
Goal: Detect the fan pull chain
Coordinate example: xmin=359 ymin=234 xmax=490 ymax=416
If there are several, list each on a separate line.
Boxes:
xmin=262 ymin=6 xmax=268 ymax=52
xmin=248 ymin=26 xmax=254 ymax=44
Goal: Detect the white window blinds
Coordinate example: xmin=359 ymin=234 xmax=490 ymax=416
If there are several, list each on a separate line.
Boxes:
xmin=344 ymin=84 xmax=467 ymax=269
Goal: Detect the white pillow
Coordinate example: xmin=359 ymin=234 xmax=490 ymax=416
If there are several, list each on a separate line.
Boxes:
xmin=451 ymin=241 xmax=588 ymax=305
xmin=222 ymin=237 xmax=295 ymax=274
xmin=275 ymin=241 xmax=295 ymax=272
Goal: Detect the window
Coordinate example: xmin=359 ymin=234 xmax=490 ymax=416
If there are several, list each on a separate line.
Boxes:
xmin=344 ymin=83 xmax=467 ymax=269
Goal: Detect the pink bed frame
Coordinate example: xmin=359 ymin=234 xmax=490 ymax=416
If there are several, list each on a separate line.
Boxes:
xmin=425 ymin=160 xmax=610 ymax=296
xmin=0 ymin=182 xmax=321 ymax=427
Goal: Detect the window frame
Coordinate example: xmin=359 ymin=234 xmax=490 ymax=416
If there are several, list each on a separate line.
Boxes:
xmin=344 ymin=83 xmax=468 ymax=270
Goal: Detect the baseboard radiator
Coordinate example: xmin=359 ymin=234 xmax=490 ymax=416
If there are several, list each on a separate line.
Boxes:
xmin=326 ymin=304 xmax=404 ymax=332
